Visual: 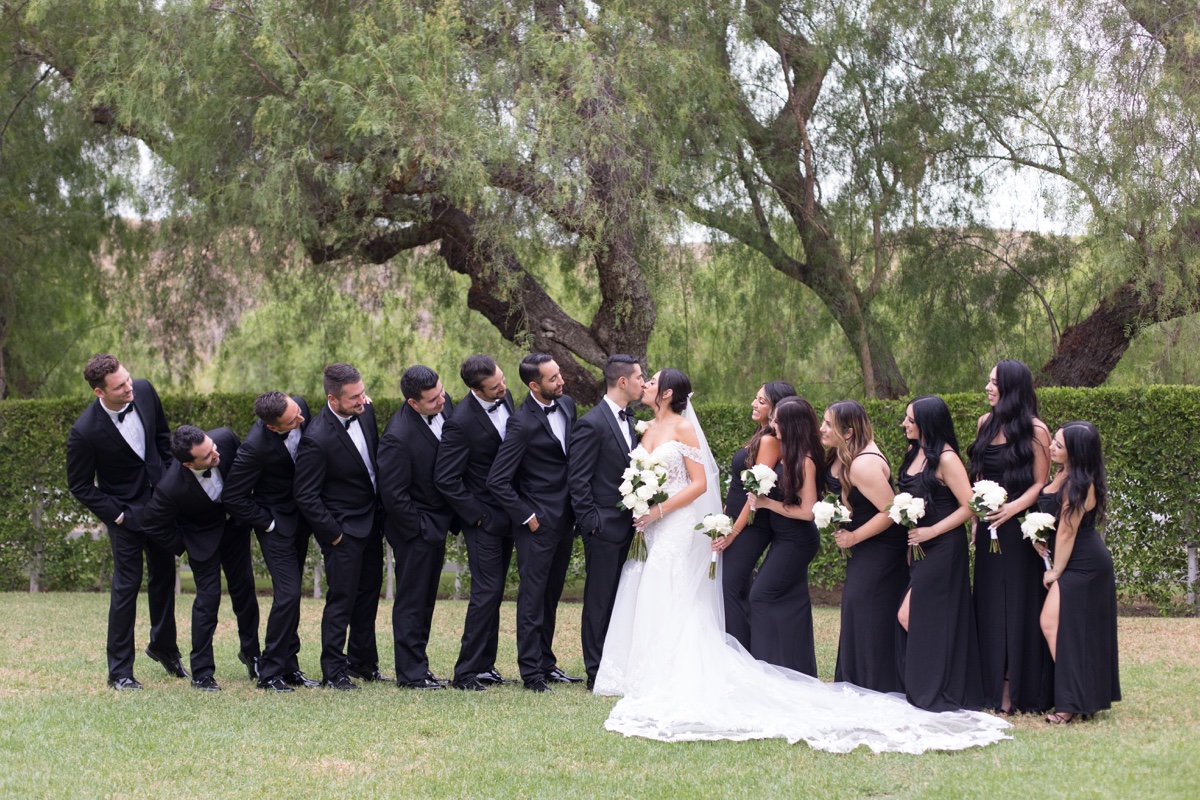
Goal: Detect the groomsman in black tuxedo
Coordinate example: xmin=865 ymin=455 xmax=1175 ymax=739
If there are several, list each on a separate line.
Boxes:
xmin=293 ymin=363 xmax=385 ymax=690
xmin=434 ymin=355 xmax=517 ymax=691
xmin=488 ymin=353 xmax=580 ymax=692
xmin=66 ymin=353 xmax=183 ymax=690
xmin=568 ymin=355 xmax=645 ymax=690
xmin=378 ymin=365 xmax=457 ymax=689
xmin=141 ymin=426 xmax=261 ymax=690
xmin=223 ymin=392 xmax=320 ymax=693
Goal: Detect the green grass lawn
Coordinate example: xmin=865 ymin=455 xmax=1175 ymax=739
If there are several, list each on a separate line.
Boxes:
xmin=0 ymin=594 xmax=1196 ymax=799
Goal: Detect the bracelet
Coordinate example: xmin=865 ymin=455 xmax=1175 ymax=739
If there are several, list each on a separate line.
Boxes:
xmin=658 ymin=505 xmax=664 ymax=519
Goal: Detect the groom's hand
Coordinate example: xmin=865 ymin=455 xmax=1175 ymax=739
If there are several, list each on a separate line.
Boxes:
xmin=527 ymin=515 xmax=540 ymax=532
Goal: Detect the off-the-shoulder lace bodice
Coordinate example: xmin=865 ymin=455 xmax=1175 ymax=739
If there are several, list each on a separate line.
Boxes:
xmin=646 ymin=440 xmax=705 ymax=497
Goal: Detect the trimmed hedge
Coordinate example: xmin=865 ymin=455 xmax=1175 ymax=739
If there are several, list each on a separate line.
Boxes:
xmin=1 ymin=388 xmax=1195 ymax=612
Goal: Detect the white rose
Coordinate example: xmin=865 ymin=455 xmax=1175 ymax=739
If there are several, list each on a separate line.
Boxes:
xmin=618 ymin=480 xmax=634 ymax=496
xmin=887 ymin=505 xmax=903 ymax=525
xmin=714 ymin=516 xmax=733 ymax=535
xmin=813 ymin=502 xmax=835 ymax=529
xmin=893 ymin=492 xmax=914 ymax=507
xmin=635 ymin=484 xmax=656 ymax=500
xmin=908 ymin=497 xmax=926 ymax=520
xmin=622 ymin=495 xmax=638 ymax=510
xmin=622 ymin=467 xmax=639 ymax=481
xmin=633 ymin=501 xmax=650 ymax=516
xmin=635 ymin=420 xmax=650 ymax=435
xmin=639 ymin=469 xmax=658 ymax=486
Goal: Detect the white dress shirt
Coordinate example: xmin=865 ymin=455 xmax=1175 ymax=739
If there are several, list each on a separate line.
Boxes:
xmin=533 ymin=396 xmax=568 ymax=453
xmin=103 ymin=402 xmax=146 ymax=461
xmin=190 ymin=467 xmax=224 ymax=503
xmin=602 ymin=395 xmax=633 ymax=451
xmin=472 ymin=391 xmax=509 ymax=440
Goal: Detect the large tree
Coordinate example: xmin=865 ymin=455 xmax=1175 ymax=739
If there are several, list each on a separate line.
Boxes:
xmin=11 ymin=1 xmax=681 ymax=401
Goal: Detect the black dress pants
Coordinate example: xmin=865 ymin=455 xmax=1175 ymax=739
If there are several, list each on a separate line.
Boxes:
xmin=452 ymin=524 xmax=514 ymax=682
xmin=188 ymin=527 xmax=261 ymax=679
xmin=318 ymin=529 xmax=383 ymax=680
xmin=580 ymin=530 xmax=632 ymax=682
xmin=391 ymin=534 xmax=447 ymax=683
xmin=513 ymin=523 xmax=575 ymax=683
xmin=106 ymin=521 xmax=178 ymax=680
xmin=256 ymin=523 xmax=310 ymax=680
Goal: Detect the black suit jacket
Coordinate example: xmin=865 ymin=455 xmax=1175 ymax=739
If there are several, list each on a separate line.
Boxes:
xmin=378 ymin=395 xmax=459 ymax=547
xmin=141 ymin=427 xmax=248 ymax=562
xmin=487 ymin=393 xmax=577 ymax=533
xmin=293 ymin=402 xmax=381 ymax=547
xmin=65 ymin=378 xmax=172 ymax=532
xmin=568 ymin=400 xmax=638 ymax=543
xmin=434 ymin=390 xmax=515 ymax=536
xmin=223 ymin=396 xmax=312 ymax=538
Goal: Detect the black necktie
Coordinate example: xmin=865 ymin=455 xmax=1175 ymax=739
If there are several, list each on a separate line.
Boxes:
xmin=201 ymin=469 xmax=212 ymax=478
xmin=486 ymin=399 xmax=504 ymax=413
xmin=425 ymin=414 xmax=437 ymax=425
xmin=543 ymin=403 xmax=559 ymax=415
xmin=343 ymin=417 xmax=355 ymax=430
xmin=116 ymin=404 xmax=135 ymax=423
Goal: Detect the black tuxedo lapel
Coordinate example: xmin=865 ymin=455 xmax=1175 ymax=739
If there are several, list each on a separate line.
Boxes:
xmin=95 ymin=401 xmax=141 ymax=460
xmin=602 ymin=403 xmax=632 ymax=454
xmin=265 ymin=427 xmax=292 ymax=462
xmin=333 ymin=413 xmax=374 ymax=481
xmin=409 ymin=405 xmax=441 ymax=450
xmin=465 ymin=396 xmax=500 ymax=443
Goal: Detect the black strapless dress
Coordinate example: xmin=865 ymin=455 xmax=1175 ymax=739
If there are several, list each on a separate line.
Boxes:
xmin=749 ymin=463 xmax=819 ymax=677
xmin=1038 ymin=490 xmax=1121 ymax=715
xmin=897 ymin=472 xmax=983 ymax=711
xmin=973 ymin=443 xmax=1053 ymax=712
xmin=722 ymin=446 xmax=772 ymax=650
xmin=834 ymin=453 xmax=908 ymax=693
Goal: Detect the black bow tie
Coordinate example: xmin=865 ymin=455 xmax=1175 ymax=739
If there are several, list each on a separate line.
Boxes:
xmin=542 ymin=403 xmax=559 ymax=415
xmin=486 ymin=399 xmax=504 ymax=413
xmin=617 ymin=408 xmax=631 ymax=421
xmin=201 ymin=469 xmax=212 ymax=478
xmin=425 ymin=414 xmax=438 ymax=425
xmin=343 ymin=417 xmax=356 ymax=430
xmin=116 ymin=404 xmax=135 ymax=423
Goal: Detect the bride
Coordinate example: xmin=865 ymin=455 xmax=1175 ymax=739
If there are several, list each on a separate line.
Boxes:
xmin=594 ymin=368 xmax=1011 ymax=753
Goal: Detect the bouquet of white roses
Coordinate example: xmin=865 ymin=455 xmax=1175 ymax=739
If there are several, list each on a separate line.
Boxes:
xmin=813 ymin=493 xmax=853 ymax=559
xmin=740 ymin=464 xmax=778 ymax=524
xmin=888 ymin=492 xmax=928 ymax=560
xmin=969 ymin=479 xmax=1008 ymax=553
xmin=1020 ymin=511 xmax=1056 ymax=570
xmin=618 ymin=445 xmax=669 ymax=561
xmin=695 ymin=513 xmax=734 ymax=579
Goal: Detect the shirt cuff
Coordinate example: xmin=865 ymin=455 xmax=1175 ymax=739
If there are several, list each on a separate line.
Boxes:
xmin=266 ymin=520 xmax=275 ymax=533
xmin=523 ymin=513 xmax=535 ymax=525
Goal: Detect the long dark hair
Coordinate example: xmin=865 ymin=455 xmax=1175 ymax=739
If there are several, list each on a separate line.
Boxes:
xmin=773 ymin=397 xmax=826 ymax=505
xmin=967 ymin=359 xmax=1039 ymax=492
xmin=900 ymin=395 xmax=960 ymax=501
xmin=746 ymin=381 xmax=796 ymax=462
xmin=824 ymin=400 xmax=874 ymax=499
xmin=1058 ymin=421 xmax=1107 ymax=525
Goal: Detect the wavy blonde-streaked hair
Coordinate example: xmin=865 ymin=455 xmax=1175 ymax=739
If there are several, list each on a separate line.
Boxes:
xmin=824 ymin=400 xmax=875 ymax=500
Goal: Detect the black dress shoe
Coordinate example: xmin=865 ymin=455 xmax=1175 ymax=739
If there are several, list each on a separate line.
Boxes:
xmin=425 ymin=670 xmax=450 ymax=685
xmin=108 ymin=676 xmax=143 ymax=691
xmin=524 ymin=679 xmax=552 ymax=693
xmin=548 ymin=667 xmax=583 ymax=684
xmin=399 ymin=677 xmax=445 ymax=690
xmin=237 ymin=651 xmax=260 ymax=680
xmin=453 ymin=677 xmax=487 ymax=691
xmin=586 ymin=676 xmax=595 ymax=691
xmin=346 ymin=666 xmax=391 ymax=682
xmin=257 ymin=676 xmax=295 ymax=693
xmin=321 ymin=675 xmax=359 ymax=691
xmin=145 ymin=648 xmax=189 ymax=679
xmin=191 ymin=676 xmax=221 ymax=692
xmin=283 ymin=670 xmax=321 ymax=688
xmin=475 ymin=668 xmax=506 ymax=685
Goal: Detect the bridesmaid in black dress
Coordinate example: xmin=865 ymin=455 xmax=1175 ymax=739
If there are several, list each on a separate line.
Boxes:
xmin=896 ymin=396 xmax=984 ymax=711
xmin=967 ymin=359 xmax=1054 ymax=714
xmin=824 ymin=400 xmax=908 ymax=693
xmin=1038 ymin=421 xmax=1121 ymax=723
xmin=741 ymin=396 xmax=825 ymax=677
xmin=717 ymin=381 xmax=796 ymax=650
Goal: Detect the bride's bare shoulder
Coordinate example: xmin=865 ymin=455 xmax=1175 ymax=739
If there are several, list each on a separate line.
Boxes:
xmin=673 ymin=418 xmax=700 ymax=448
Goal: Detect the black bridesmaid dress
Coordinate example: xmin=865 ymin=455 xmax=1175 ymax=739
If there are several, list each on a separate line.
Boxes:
xmin=722 ymin=446 xmax=773 ymax=650
xmin=748 ymin=463 xmax=819 ymax=677
xmin=973 ymin=444 xmax=1054 ymax=712
xmin=897 ymin=471 xmax=984 ymax=711
xmin=834 ymin=452 xmax=908 ymax=693
xmin=1038 ymin=489 xmax=1121 ymax=715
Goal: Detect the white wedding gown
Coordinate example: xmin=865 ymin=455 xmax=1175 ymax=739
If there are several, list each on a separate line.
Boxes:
xmin=594 ymin=437 xmax=1011 ymax=753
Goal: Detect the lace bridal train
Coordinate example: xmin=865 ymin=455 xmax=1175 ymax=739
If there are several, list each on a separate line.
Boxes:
xmin=594 ymin=422 xmax=1010 ymax=754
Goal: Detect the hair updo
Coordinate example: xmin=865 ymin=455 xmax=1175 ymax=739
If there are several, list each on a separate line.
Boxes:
xmin=656 ymin=368 xmax=692 ymax=414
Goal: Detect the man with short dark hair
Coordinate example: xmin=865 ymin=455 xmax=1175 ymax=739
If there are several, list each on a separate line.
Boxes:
xmin=568 ymin=355 xmax=646 ymax=689
xmin=434 ymin=355 xmax=517 ymax=691
xmin=141 ymin=425 xmax=261 ymax=691
xmin=66 ymin=354 xmax=182 ymax=690
xmin=378 ymin=365 xmax=457 ymax=689
xmin=488 ymin=353 xmax=580 ymax=692
xmin=224 ymin=391 xmax=318 ymax=692
xmin=293 ymin=363 xmax=385 ymax=690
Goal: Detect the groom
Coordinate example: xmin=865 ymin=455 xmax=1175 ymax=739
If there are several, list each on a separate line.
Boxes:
xmin=567 ymin=355 xmax=645 ymax=689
